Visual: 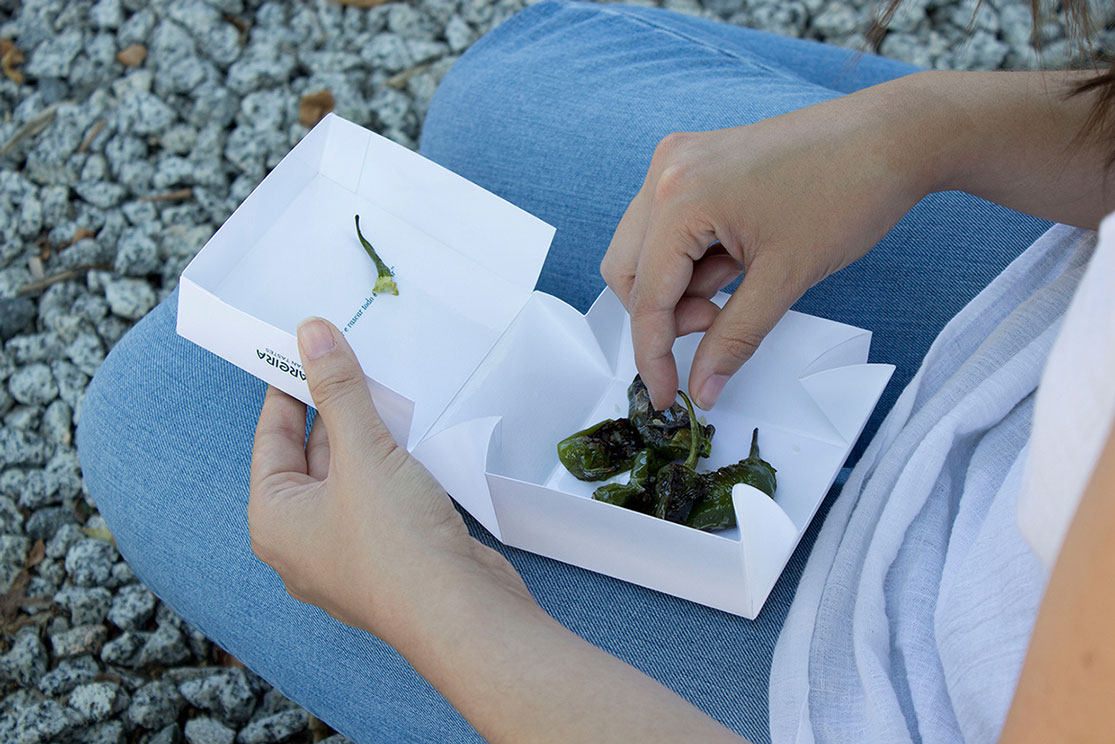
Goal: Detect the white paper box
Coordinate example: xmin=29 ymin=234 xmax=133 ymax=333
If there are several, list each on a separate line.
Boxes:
xmin=178 ymin=114 xmax=893 ymax=619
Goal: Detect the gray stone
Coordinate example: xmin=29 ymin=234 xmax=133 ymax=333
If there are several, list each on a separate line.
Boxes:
xmin=89 ymin=0 xmax=124 ymax=29
xmin=121 ymin=200 xmax=159 ymax=227
xmin=54 ymin=238 xmax=116 ymax=271
xmin=52 ymin=360 xmax=90 ymax=411
xmin=104 ymin=277 xmax=157 ymax=320
xmin=46 ymin=523 xmax=85 ymax=558
xmin=225 ymin=56 xmax=296 ymax=95
xmin=8 ymin=364 xmax=57 ymax=406
xmin=69 ymin=681 xmax=127 ymax=723
xmin=96 ymin=315 xmax=131 ymax=348
xmin=110 ymin=560 xmax=137 ymax=587
xmin=15 ymin=468 xmax=52 ymax=509
xmin=18 ymin=195 xmax=44 ymax=239
xmin=5 ymin=405 xmax=42 ymax=432
xmin=41 ymin=399 xmax=74 ymax=447
xmin=119 ymin=160 xmax=157 ymax=194
xmin=113 ymin=227 xmax=160 ymax=277
xmin=370 ymin=87 xmax=414 ymax=133
xmin=27 ymin=28 xmax=86 ymax=79
xmin=65 ymin=538 xmax=118 ymax=586
xmin=117 ymin=8 xmax=156 ymax=47
xmin=155 ymin=55 xmax=212 ymax=96
xmin=15 ymin=699 xmax=84 ymax=744
xmin=114 ymin=91 xmax=177 ymax=136
xmin=35 ymin=555 xmax=65 ymax=586
xmin=188 ymin=84 xmax=239 ymax=131
xmin=126 ymin=680 xmax=184 ymax=730
xmin=0 ymin=627 xmax=48 ymax=687
xmin=746 ymin=2 xmax=808 ymax=37
xmin=105 ymin=135 xmax=149 ymax=180
xmin=444 ymin=16 xmax=475 ymax=53
xmin=0 ymin=534 xmax=29 ymax=595
xmin=25 ymin=505 xmax=76 ymax=541
xmin=178 ymin=668 xmax=257 ymax=724
xmin=147 ymin=723 xmax=182 ymax=744
xmin=236 ymin=708 xmax=308 ymax=744
xmin=0 ymin=299 xmax=37 ymax=342
xmin=812 ymin=5 xmax=860 ymax=36
xmin=204 ymin=23 xmax=243 ymax=68
xmin=72 ymin=720 xmax=127 ymax=744
xmin=152 ymin=155 xmax=226 ymax=190
xmin=37 ymin=654 xmax=101 ymax=696
xmin=223 ymin=125 xmax=267 ymax=177
xmin=136 ymin=622 xmax=190 ymax=666
xmin=158 ymin=125 xmax=198 ymax=156
xmin=360 ymin=32 xmax=413 ymax=73
xmin=65 ymin=332 xmax=105 ymax=376
xmin=185 ymin=716 xmax=235 ymax=744
xmin=75 ymin=181 xmax=127 ymax=210
xmin=55 ymin=586 xmax=113 ymax=626
xmin=0 ymin=494 xmax=23 ymax=534
xmin=108 ymin=582 xmax=157 ymax=630
xmin=100 ymin=630 xmax=148 ymax=667
xmin=50 ymin=624 xmax=108 ymax=659
xmin=954 ymin=29 xmax=1010 ymax=69
xmin=44 ymin=448 xmax=81 ymax=502
xmin=81 ymin=154 xmax=110 ymax=183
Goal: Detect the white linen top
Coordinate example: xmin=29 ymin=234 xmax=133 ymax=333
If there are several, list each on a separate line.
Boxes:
xmin=768 ymin=218 xmax=1106 ymax=744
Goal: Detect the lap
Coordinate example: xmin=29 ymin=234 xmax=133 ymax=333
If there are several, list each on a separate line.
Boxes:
xmin=81 ymin=2 xmax=1051 ymax=742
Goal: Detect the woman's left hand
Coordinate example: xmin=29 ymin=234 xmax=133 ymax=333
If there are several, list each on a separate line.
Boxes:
xmin=247 ymin=317 xmax=531 ymax=640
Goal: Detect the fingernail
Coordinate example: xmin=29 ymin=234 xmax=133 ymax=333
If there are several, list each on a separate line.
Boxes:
xmin=298 ymin=317 xmax=335 ymax=360
xmin=696 ymin=374 xmax=728 ymax=410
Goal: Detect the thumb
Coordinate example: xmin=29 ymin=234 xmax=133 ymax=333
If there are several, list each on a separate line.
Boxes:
xmin=296 ymin=317 xmax=397 ymax=463
xmin=688 ymin=257 xmax=803 ymax=410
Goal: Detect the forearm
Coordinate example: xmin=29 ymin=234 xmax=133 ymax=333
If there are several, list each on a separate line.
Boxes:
xmin=384 ymin=567 xmax=747 ymax=744
xmin=904 ymin=69 xmax=1112 ymax=229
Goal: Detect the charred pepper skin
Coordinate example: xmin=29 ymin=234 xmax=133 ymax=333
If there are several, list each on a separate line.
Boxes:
xmin=557 ymin=418 xmax=643 ymax=481
xmin=627 ymin=375 xmax=715 ymax=461
xmin=686 ymin=428 xmax=777 ymax=531
xmin=592 ymin=447 xmax=667 ymax=513
xmin=651 ymin=392 xmax=707 ymax=524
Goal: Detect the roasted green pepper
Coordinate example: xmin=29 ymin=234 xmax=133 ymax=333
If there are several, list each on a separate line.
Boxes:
xmin=652 ymin=391 xmax=707 ymax=524
xmin=627 ymin=375 xmax=714 ymax=461
xmin=354 ymin=214 xmax=398 ymax=296
xmin=592 ymin=447 xmax=669 ymax=513
xmin=686 ymin=428 xmax=777 ymax=531
xmin=557 ymin=418 xmax=643 ymax=481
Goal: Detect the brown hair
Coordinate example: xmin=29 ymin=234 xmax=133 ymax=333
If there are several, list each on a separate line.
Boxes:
xmin=870 ymin=1 xmax=1115 ymax=143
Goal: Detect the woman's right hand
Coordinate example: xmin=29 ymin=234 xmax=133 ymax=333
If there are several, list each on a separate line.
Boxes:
xmin=601 ymin=73 xmax=945 ymax=411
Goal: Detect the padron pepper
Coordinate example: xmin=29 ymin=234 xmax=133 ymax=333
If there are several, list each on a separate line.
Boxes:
xmin=652 ymin=391 xmax=707 ymax=524
xmin=627 ymin=375 xmax=714 ymax=461
xmin=557 ymin=418 xmax=643 ymax=481
xmin=686 ymin=428 xmax=777 ymax=531
xmin=592 ymin=447 xmax=669 ymax=513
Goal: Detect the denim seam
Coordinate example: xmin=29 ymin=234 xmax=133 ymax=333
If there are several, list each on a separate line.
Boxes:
xmin=588 ymin=3 xmax=822 ymax=90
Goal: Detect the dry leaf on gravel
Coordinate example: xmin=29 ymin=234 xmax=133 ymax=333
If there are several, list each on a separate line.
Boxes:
xmin=328 ymin=0 xmax=399 ymax=7
xmin=0 ymin=39 xmax=24 ymax=84
xmin=26 ymin=540 xmax=45 ymax=569
xmin=116 ymin=44 xmax=148 ymax=67
xmin=299 ymin=89 xmax=335 ymax=127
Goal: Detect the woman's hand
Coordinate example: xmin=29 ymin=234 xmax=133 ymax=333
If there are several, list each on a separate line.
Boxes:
xmin=247 ymin=317 xmax=531 ymax=641
xmin=601 ymin=77 xmax=943 ymax=411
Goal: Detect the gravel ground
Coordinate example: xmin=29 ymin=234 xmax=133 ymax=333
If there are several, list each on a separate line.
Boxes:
xmin=0 ymin=1 xmax=1110 ymax=742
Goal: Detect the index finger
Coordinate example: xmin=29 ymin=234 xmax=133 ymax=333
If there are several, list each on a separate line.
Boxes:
xmin=628 ymin=206 xmax=712 ymax=410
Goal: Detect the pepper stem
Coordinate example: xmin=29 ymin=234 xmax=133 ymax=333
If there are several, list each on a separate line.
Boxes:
xmin=678 ymin=390 xmax=699 ymax=470
xmin=354 ymin=214 xmax=398 ymax=295
xmin=749 ymin=428 xmax=760 ymax=459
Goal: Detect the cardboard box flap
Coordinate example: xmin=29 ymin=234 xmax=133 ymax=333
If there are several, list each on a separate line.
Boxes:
xmin=178 ymin=117 xmax=558 ymax=449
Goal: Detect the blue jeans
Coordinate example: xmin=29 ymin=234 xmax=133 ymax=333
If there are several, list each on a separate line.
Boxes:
xmin=78 ymin=3 xmax=1049 ymax=742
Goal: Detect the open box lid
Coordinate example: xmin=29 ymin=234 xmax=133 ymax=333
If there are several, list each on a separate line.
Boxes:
xmin=177 ymin=114 xmax=556 ymax=448
xmin=177 ymin=115 xmax=895 ymax=619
